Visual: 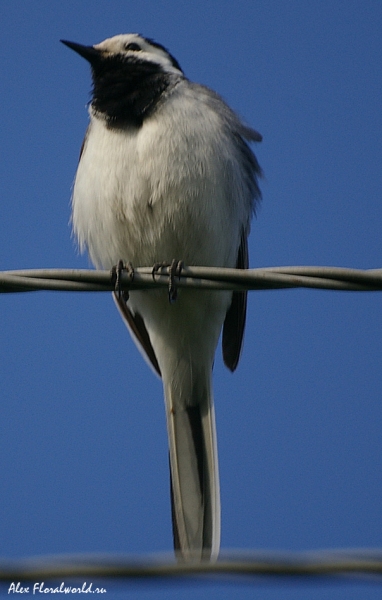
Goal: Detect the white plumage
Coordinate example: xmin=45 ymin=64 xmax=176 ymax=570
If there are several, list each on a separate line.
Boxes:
xmin=73 ymin=82 xmax=251 ymax=269
xmin=63 ymin=33 xmax=262 ymax=561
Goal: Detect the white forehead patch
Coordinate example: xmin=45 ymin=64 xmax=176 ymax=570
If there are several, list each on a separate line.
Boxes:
xmin=93 ymin=33 xmax=182 ymax=74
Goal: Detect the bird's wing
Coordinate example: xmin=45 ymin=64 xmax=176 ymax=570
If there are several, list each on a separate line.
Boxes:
xmin=222 ymin=232 xmax=248 ymax=371
xmin=112 ymin=292 xmax=161 ymax=376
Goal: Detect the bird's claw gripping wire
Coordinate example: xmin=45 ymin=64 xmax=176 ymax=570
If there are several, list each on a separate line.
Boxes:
xmin=152 ymin=259 xmax=183 ymax=303
xmin=111 ymin=260 xmax=134 ymax=300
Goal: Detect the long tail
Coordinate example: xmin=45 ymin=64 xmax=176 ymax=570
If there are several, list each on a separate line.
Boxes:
xmin=163 ymin=368 xmax=220 ymax=562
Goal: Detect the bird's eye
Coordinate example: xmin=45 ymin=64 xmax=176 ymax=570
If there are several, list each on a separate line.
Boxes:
xmin=124 ymin=42 xmax=141 ymax=52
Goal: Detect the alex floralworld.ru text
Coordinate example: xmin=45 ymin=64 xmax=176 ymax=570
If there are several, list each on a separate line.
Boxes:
xmin=8 ymin=581 xmax=107 ymax=594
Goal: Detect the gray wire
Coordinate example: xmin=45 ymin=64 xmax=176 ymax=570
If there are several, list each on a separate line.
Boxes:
xmin=0 ymin=549 xmax=382 ymax=582
xmin=1 ymin=266 xmax=382 ymax=293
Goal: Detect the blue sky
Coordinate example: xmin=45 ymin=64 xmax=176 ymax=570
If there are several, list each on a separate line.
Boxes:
xmin=1 ymin=2 xmax=382 ymax=599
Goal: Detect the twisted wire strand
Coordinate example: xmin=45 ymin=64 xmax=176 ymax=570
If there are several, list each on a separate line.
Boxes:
xmin=1 ymin=265 xmax=382 ymax=294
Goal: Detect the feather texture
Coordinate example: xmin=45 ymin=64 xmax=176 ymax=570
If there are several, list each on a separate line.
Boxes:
xmin=65 ymin=33 xmax=262 ymax=561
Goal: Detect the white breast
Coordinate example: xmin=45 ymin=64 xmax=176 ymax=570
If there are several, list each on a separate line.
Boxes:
xmin=72 ymin=81 xmax=249 ymax=271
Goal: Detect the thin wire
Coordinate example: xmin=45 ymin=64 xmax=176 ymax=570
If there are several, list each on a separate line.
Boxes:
xmin=1 ymin=265 xmax=382 ymax=294
xmin=0 ymin=549 xmax=382 ymax=582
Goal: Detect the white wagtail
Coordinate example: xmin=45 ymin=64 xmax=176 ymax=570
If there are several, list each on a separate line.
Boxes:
xmin=62 ymin=34 xmax=262 ymax=561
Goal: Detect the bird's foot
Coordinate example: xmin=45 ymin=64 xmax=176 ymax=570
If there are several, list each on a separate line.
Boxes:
xmin=111 ymin=260 xmax=134 ymax=300
xmin=152 ymin=259 xmax=183 ymax=303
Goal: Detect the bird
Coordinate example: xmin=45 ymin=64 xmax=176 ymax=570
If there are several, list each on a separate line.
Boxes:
xmin=62 ymin=33 xmax=262 ymax=562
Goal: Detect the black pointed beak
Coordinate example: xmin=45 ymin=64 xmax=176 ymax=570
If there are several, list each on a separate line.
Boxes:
xmin=60 ymin=40 xmax=101 ymax=64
